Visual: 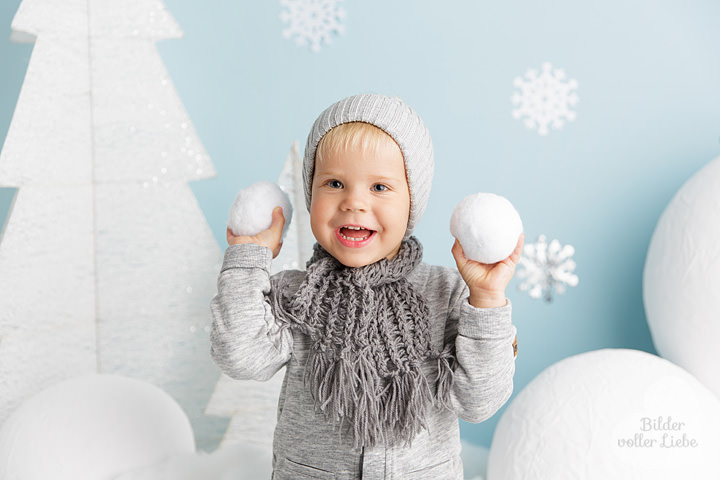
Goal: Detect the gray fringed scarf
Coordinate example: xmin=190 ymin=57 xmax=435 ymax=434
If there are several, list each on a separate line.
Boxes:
xmin=272 ymin=237 xmax=455 ymax=448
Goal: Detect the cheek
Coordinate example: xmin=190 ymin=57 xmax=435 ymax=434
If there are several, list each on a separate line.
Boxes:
xmin=310 ymin=195 xmax=326 ymax=216
xmin=309 ymin=202 xmax=320 ymax=228
xmin=398 ymin=192 xmax=411 ymax=224
xmin=309 ymin=198 xmax=329 ymax=234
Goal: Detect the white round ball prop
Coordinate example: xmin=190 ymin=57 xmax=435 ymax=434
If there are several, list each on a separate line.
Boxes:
xmin=450 ymin=192 xmax=523 ymax=264
xmin=643 ymin=155 xmax=720 ymax=399
xmin=0 ymin=375 xmax=195 ymax=480
xmin=487 ymin=349 xmax=720 ymax=480
xmin=460 ymin=441 xmax=490 ymax=480
xmin=228 ymin=181 xmax=293 ymax=238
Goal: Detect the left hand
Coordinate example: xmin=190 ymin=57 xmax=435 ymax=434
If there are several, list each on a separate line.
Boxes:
xmin=451 ymin=233 xmax=525 ymax=308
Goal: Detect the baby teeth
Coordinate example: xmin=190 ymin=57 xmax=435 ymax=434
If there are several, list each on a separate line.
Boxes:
xmin=340 ymin=232 xmax=369 ymax=241
xmin=339 ymin=226 xmax=372 ymax=242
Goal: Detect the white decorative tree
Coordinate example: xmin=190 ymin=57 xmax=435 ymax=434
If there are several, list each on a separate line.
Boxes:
xmin=273 ymin=141 xmax=314 ymax=273
xmin=0 ymin=0 xmax=98 ymax=429
xmin=0 ymin=0 xmax=226 ymax=449
xmin=206 ymin=142 xmax=314 ymax=449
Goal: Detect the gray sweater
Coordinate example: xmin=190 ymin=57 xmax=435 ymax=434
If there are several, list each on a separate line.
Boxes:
xmin=210 ymin=243 xmax=516 ymax=480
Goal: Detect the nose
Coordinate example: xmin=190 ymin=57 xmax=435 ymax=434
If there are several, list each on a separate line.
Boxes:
xmin=339 ymin=187 xmax=367 ymax=212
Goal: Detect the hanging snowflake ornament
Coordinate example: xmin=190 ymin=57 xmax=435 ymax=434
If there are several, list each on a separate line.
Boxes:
xmin=516 ymin=235 xmax=578 ymax=302
xmin=511 ymin=62 xmax=578 ymax=136
xmin=280 ymin=0 xmax=346 ymax=52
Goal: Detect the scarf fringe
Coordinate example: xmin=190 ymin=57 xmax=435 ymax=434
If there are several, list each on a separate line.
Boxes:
xmin=381 ymin=369 xmax=433 ymax=446
xmin=305 ymin=349 xmax=442 ymax=448
xmin=432 ymin=344 xmax=456 ymax=411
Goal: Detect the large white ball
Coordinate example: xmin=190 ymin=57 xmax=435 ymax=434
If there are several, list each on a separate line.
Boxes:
xmin=487 ymin=349 xmax=720 ymax=480
xmin=227 ymin=181 xmax=292 ymax=239
xmin=461 ymin=441 xmax=489 ymax=480
xmin=0 ymin=374 xmax=195 ymax=480
xmin=450 ymin=192 xmax=523 ymax=264
xmin=643 ymin=155 xmax=720 ymax=399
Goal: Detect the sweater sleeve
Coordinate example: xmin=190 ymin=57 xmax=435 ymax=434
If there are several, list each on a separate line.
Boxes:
xmin=210 ymin=243 xmax=293 ymax=381
xmin=448 ymin=292 xmax=516 ymax=423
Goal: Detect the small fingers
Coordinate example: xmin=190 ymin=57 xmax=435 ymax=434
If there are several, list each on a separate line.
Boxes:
xmin=226 ymin=226 xmax=251 ymax=246
xmin=452 ymin=238 xmax=466 ymax=256
xmin=272 ymin=241 xmax=283 ymax=259
xmin=508 ymin=233 xmax=525 ymax=264
xmin=451 ymin=239 xmax=465 ymax=264
xmin=269 ymin=207 xmax=286 ymax=236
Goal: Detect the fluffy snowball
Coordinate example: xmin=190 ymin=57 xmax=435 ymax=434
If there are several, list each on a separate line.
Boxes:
xmin=450 ymin=193 xmax=523 ymax=264
xmin=0 ymin=374 xmax=195 ymax=480
xmin=227 ymin=181 xmax=293 ymax=238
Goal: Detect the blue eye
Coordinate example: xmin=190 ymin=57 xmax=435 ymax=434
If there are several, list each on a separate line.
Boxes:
xmin=372 ymin=184 xmax=388 ymax=192
xmin=327 ymin=180 xmax=343 ymax=189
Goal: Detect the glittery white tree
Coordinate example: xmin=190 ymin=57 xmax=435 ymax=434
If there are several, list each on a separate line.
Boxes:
xmin=273 ymin=141 xmax=314 ymax=272
xmin=0 ymin=0 xmax=97 ymax=428
xmin=0 ymin=0 xmax=226 ymax=449
xmin=516 ymin=235 xmax=579 ymax=302
xmin=206 ymin=142 xmax=314 ymax=450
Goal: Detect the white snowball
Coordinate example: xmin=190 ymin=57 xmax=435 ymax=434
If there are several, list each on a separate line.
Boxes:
xmin=227 ymin=181 xmax=292 ymax=239
xmin=0 ymin=374 xmax=195 ymax=480
xmin=487 ymin=349 xmax=720 ymax=480
xmin=643 ymin=154 xmax=720 ymax=399
xmin=450 ymin=193 xmax=523 ymax=264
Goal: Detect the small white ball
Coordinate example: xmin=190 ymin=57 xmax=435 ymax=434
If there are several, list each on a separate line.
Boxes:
xmin=450 ymin=192 xmax=523 ymax=264
xmin=227 ymin=181 xmax=293 ymax=238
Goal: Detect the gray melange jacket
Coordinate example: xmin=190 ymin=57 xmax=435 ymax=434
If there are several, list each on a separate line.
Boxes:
xmin=210 ymin=244 xmax=517 ymax=480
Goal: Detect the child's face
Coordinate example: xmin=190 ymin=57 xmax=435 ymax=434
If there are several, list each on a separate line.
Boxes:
xmin=310 ymin=139 xmax=410 ymax=268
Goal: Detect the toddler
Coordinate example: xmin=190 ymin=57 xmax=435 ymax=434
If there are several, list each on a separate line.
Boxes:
xmin=211 ymin=93 xmax=522 ymax=479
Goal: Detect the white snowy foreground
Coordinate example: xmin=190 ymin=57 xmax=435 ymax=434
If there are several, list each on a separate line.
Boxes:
xmin=113 ymin=441 xmax=489 ymax=480
xmin=113 ymin=441 xmax=271 ymax=480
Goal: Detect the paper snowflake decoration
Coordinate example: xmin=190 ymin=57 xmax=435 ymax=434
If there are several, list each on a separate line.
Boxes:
xmin=511 ymin=62 xmax=578 ymax=136
xmin=280 ymin=0 xmax=345 ymax=52
xmin=516 ymin=235 xmax=578 ymax=302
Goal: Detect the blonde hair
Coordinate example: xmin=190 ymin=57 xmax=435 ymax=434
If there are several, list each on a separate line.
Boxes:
xmin=315 ymin=122 xmax=402 ymax=166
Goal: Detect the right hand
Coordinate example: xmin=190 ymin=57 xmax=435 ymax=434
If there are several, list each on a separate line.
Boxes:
xmin=226 ymin=207 xmax=285 ymax=258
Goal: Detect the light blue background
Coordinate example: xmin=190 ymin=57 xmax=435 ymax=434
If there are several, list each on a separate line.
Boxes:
xmin=1 ymin=0 xmax=719 ymax=448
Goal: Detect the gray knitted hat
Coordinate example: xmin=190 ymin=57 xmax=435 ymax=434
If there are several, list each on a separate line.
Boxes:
xmin=303 ymin=93 xmax=434 ymax=236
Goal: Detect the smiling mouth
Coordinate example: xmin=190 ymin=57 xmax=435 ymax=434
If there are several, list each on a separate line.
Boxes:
xmin=338 ymin=225 xmax=375 ymax=242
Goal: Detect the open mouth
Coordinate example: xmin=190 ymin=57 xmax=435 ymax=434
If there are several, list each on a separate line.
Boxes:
xmin=337 ymin=225 xmax=376 ymax=244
